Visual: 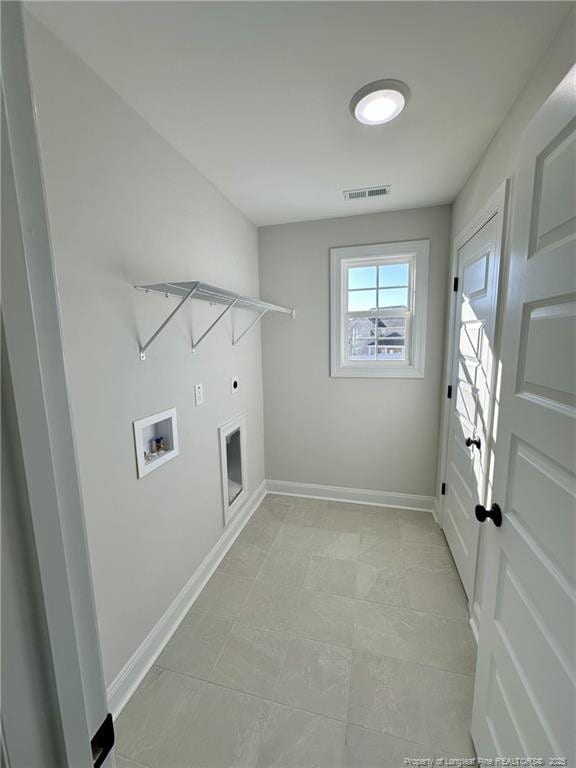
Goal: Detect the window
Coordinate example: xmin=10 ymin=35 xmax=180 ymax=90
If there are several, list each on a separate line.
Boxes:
xmin=330 ymin=240 xmax=429 ymax=378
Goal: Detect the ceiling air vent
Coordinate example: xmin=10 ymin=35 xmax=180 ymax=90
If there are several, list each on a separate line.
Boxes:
xmin=343 ymin=185 xmax=391 ymax=201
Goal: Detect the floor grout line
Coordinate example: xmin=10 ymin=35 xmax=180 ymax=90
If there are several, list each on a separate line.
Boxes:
xmin=118 ymin=495 xmax=475 ymax=765
xmin=152 ymin=661 xmax=350 ymax=727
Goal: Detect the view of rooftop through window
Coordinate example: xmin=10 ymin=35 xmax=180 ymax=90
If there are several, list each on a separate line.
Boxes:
xmin=346 ymin=261 xmax=410 ymax=360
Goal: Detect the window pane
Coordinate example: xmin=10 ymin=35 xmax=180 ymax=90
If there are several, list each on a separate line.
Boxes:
xmin=379 ymin=262 xmax=409 ymax=287
xmin=378 ymin=286 xmax=409 ymax=309
xmin=347 ymin=317 xmax=376 ymax=360
xmin=347 ymin=317 xmax=407 ymax=361
xmin=377 ymin=340 xmax=406 ymax=360
xmin=376 ymin=317 xmax=406 ymax=337
xmin=377 ymin=316 xmax=406 ymax=359
xmin=348 ymin=289 xmax=377 ymax=311
xmin=348 ymin=266 xmax=376 ymax=290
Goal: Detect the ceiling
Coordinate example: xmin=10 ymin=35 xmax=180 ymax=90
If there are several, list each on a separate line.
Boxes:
xmin=27 ymin=2 xmax=569 ymax=226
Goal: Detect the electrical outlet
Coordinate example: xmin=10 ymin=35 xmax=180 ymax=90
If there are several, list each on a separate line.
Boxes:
xmin=231 ymin=376 xmax=239 ymax=394
xmin=194 ymin=383 xmax=204 ymax=406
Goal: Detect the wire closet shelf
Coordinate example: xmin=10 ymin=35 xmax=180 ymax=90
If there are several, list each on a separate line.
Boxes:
xmin=135 ymin=281 xmax=295 ymax=360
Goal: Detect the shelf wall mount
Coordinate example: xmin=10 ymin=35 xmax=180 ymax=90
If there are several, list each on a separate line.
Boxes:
xmin=135 ymin=281 xmax=295 ymax=360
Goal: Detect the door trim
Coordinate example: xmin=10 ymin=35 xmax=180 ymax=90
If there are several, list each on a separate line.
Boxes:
xmin=437 ymin=181 xmax=509 ymax=527
xmin=436 ymin=181 xmax=508 ymax=629
xmin=2 ymin=2 xmax=109 ymax=763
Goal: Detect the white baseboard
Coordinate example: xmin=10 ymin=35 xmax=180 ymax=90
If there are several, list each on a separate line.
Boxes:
xmin=107 ymin=480 xmax=266 ymax=719
xmin=266 ymin=479 xmax=435 ymax=513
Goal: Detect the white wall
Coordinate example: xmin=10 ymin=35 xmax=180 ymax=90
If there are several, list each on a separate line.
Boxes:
xmin=259 ymin=206 xmax=451 ymax=499
xmin=24 ymin=15 xmax=265 ymax=688
xmin=452 ymin=4 xmax=576 ymax=236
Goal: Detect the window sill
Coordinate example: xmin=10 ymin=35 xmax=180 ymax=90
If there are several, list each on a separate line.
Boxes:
xmin=330 ymin=364 xmax=424 ymax=379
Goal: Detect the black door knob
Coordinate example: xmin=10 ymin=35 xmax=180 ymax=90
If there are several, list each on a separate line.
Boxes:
xmin=465 ymin=436 xmax=481 ymax=450
xmin=475 ymin=503 xmax=503 ymax=527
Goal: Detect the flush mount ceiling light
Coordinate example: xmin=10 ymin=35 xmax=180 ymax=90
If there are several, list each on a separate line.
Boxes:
xmin=350 ymin=79 xmax=410 ymax=126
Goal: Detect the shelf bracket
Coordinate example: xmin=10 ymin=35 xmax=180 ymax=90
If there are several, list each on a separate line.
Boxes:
xmin=191 ymin=296 xmax=239 ymax=353
xmin=232 ymin=307 xmax=269 ymax=346
xmin=139 ymin=285 xmax=198 ymax=360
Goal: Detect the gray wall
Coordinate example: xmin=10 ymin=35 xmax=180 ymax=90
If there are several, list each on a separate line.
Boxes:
xmin=24 ymin=16 xmax=265 ymax=688
xmin=259 ymin=206 xmax=451 ymax=497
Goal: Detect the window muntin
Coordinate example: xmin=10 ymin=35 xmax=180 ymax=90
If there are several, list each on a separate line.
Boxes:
xmin=330 ymin=241 xmax=428 ymax=378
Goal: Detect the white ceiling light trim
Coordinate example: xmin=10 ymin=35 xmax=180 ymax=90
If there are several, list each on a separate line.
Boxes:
xmin=350 ymin=79 xmax=410 ymax=126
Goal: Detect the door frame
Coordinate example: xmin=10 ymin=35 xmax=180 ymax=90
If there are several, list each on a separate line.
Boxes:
xmin=436 ymin=182 xmax=508 ymax=612
xmin=2 ymin=3 xmax=111 ymax=765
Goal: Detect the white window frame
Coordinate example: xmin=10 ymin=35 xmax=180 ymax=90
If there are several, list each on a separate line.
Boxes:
xmin=330 ymin=240 xmax=429 ymax=378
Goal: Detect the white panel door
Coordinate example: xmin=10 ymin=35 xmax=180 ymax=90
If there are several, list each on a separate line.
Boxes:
xmin=472 ymin=67 xmax=576 ymax=761
xmin=444 ymin=214 xmax=502 ymax=599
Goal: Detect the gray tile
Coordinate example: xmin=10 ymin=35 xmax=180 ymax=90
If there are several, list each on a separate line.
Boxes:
xmin=177 ymin=681 xmax=345 ymax=768
xmin=116 ymin=495 xmax=477 ymax=768
xmin=254 ymin=496 xmax=292 ymax=522
xmin=320 ymin=502 xmax=363 ymax=533
xmin=115 ymin=756 xmax=149 ymax=768
xmin=407 ymin=571 xmax=468 ymax=619
xmin=353 ymin=602 xmax=476 ymax=675
xmin=415 ymin=613 xmax=476 ymax=676
xmin=258 ymin=547 xmax=312 ymax=587
xmin=421 ymin=667 xmax=475 ymax=756
xmin=256 ymin=701 xmax=345 ymax=768
xmin=286 ymin=497 xmax=327 ymax=527
xmin=210 ymin=622 xmax=290 ymax=698
xmin=361 ymin=508 xmax=401 ymax=539
xmin=403 ymin=543 xmax=456 ymax=576
xmin=356 ymin=562 xmax=410 ymax=607
xmin=312 ymin=529 xmax=360 ymax=560
xmin=275 ymin=637 xmax=352 ymax=720
xmin=342 ymin=725 xmax=432 ymax=768
xmin=354 ymin=602 xmax=420 ymax=661
xmin=358 ymin=535 xmax=405 ymax=568
xmin=237 ymin=517 xmax=283 ymax=549
xmin=271 ymin=522 xmax=321 ymax=554
xmin=218 ymin=540 xmax=268 ymax=578
xmin=193 ymin=571 xmax=253 ymax=619
xmin=240 ymin=579 xmax=303 ymax=631
xmin=115 ymin=667 xmax=205 ymax=766
xmin=305 ymin=555 xmax=358 ymax=597
xmin=263 ymin=494 xmax=294 ymax=511
xmin=397 ymin=509 xmax=437 ymax=525
xmin=179 ymin=682 xmax=270 ymax=767
xmin=156 ymin=610 xmax=233 ymax=679
xmin=291 ymin=588 xmax=356 ymax=648
xmin=349 ymin=651 xmax=427 ymax=744
xmin=399 ymin=515 xmax=446 ymax=547
xmin=434 ymin=749 xmax=477 ymax=763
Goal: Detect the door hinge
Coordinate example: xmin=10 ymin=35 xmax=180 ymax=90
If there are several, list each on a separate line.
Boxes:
xmin=91 ymin=713 xmax=114 ymax=768
xmin=441 ymin=482 xmax=446 ymax=496
xmin=447 ymin=385 xmax=452 ymax=399
xmin=453 ymin=277 xmax=459 ymax=292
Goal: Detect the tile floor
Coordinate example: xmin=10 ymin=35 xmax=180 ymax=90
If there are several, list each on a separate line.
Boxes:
xmin=115 ymin=495 xmax=476 ymax=768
